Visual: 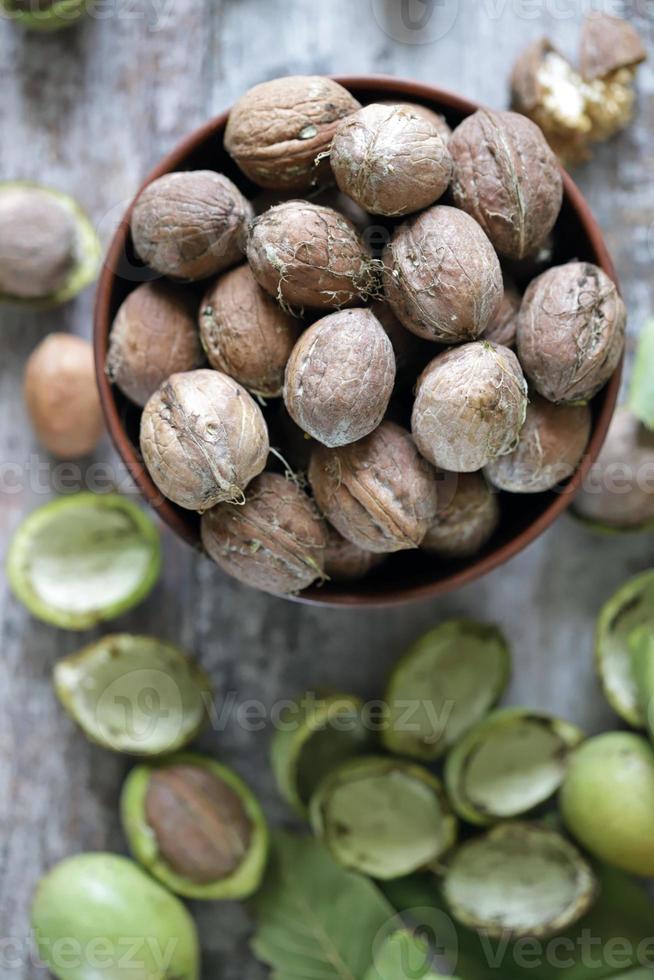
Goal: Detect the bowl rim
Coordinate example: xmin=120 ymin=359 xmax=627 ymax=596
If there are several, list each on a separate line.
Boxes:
xmin=94 ymin=73 xmax=622 ymax=609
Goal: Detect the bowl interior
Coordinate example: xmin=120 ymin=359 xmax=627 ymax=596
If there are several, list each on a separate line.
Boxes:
xmin=94 ymin=75 xmax=621 ymax=607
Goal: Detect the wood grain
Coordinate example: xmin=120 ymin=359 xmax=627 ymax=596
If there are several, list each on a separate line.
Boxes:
xmin=0 ymin=2 xmax=652 ymax=977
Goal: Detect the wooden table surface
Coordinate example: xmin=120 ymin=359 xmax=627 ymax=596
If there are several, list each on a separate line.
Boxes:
xmin=0 ymin=2 xmax=652 ymax=977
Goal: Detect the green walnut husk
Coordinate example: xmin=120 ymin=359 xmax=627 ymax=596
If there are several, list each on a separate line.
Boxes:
xmin=445 ymin=708 xmax=584 ymax=826
xmin=631 ymin=626 xmax=654 ymax=741
xmin=0 ymin=0 xmax=89 ymax=32
xmin=309 ymin=755 xmax=457 ymax=880
xmin=0 ymin=181 xmax=100 ymax=306
xmin=32 ymin=852 xmax=200 ymax=980
xmin=443 ymin=822 xmax=597 ymax=941
xmin=629 ymin=318 xmax=654 ymax=431
xmin=364 ymin=930 xmax=454 ymax=980
xmin=6 ymin=493 xmax=161 ymax=630
xmin=121 ymin=751 xmax=269 ymax=900
xmin=54 ymin=634 xmax=212 ymax=756
xmin=382 ymin=620 xmax=510 ymax=761
xmin=270 ymin=691 xmax=374 ymax=815
xmin=561 ymin=731 xmax=654 ymax=876
xmin=595 ymin=569 xmax=654 ymax=727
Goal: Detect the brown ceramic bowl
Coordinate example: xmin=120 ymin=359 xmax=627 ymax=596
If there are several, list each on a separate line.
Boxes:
xmin=94 ymin=75 xmax=621 ymax=608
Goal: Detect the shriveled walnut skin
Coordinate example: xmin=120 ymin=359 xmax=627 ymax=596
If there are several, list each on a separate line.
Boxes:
xmin=573 ymin=408 xmax=654 ymax=530
xmin=0 ymin=188 xmax=76 ymax=299
xmin=412 ymin=342 xmax=528 ymax=473
xmin=140 ymin=369 xmax=269 ymax=512
xmin=516 ymin=262 xmax=626 ymax=404
xmin=246 ymin=201 xmax=375 ymax=311
xmin=145 ymin=765 xmax=252 ymax=884
xmin=224 ymin=75 xmax=361 ymax=191
xmin=201 ymin=472 xmax=327 ymax=595
xmin=323 ymin=524 xmax=385 ymax=582
xmin=450 ymin=109 xmax=562 ymax=261
xmin=131 ymin=171 xmax=253 ymax=281
xmin=200 ymin=265 xmax=300 ymax=398
xmin=24 ymin=333 xmax=103 ymax=459
xmin=308 ymin=421 xmax=439 ymax=553
xmin=482 ymin=285 xmax=520 ymax=348
xmin=485 ymin=395 xmax=591 ymax=494
xmin=383 ymin=205 xmax=503 ymax=343
xmin=422 ymin=472 xmax=499 ymax=559
xmin=107 ymin=282 xmax=203 ymax=408
xmin=330 ymin=103 xmax=453 ymax=217
xmin=284 ymin=308 xmax=395 ymax=448
xmin=580 ymin=14 xmax=646 ymax=81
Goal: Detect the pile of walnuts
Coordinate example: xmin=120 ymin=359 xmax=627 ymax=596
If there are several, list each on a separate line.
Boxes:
xmin=107 ymin=74 xmax=626 ymax=597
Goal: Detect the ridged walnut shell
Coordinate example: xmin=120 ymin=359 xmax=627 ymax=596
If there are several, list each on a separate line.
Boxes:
xmin=224 ymin=75 xmax=361 ymax=191
xmin=485 ymin=395 xmax=592 ymax=494
xmin=383 ymin=205 xmax=503 ymax=343
xmin=422 ymin=472 xmax=499 ymax=559
xmin=140 ymin=369 xmax=269 ymax=512
xmin=381 ymin=101 xmax=452 ymax=143
xmin=247 ymin=200 xmax=376 ymax=311
xmin=283 ymin=308 xmax=395 ymax=448
xmin=201 ymin=472 xmax=327 ymax=595
xmin=516 ymin=262 xmax=626 ymax=404
xmin=449 ymin=109 xmax=562 ymax=260
xmin=308 ymin=421 xmax=439 ymax=553
xmin=412 ymin=342 xmax=528 ymax=473
xmin=131 ymin=171 xmax=253 ymax=281
xmin=107 ymin=282 xmax=203 ymax=408
xmin=330 ymin=103 xmax=452 ymax=217
xmin=199 ymin=264 xmax=300 ymax=398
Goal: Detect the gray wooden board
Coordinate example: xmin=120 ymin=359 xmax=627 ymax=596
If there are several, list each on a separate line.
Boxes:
xmin=0 ymin=1 xmax=652 ymax=977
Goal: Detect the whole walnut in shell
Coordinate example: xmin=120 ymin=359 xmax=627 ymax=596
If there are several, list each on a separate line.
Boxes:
xmin=330 ymin=103 xmax=452 ymax=217
xmin=381 ymin=101 xmax=452 ymax=142
xmin=516 ymin=262 xmax=626 ymax=404
xmin=323 ymin=525 xmax=385 ymax=582
xmin=140 ymin=369 xmax=269 ymax=512
xmin=107 ymin=282 xmax=203 ymax=408
xmin=131 ymin=171 xmax=253 ymax=281
xmin=482 ymin=284 xmax=520 ymax=348
xmin=199 ymin=265 xmax=300 ymax=398
xmin=201 ymin=473 xmax=327 ymax=595
xmin=422 ymin=472 xmax=499 ymax=559
xmin=0 ymin=187 xmax=76 ymax=300
xmin=24 ymin=333 xmax=103 ymax=459
xmin=224 ymin=75 xmax=361 ymax=191
xmin=449 ymin=109 xmax=562 ymax=261
xmin=412 ymin=342 xmax=528 ymax=473
xmin=308 ymin=421 xmax=439 ymax=553
xmin=485 ymin=395 xmax=591 ymax=494
xmin=247 ymin=201 xmax=376 ymax=311
xmin=284 ymin=308 xmax=395 ymax=448
xmin=383 ymin=205 xmax=503 ymax=343
xmin=573 ymin=408 xmax=654 ymax=531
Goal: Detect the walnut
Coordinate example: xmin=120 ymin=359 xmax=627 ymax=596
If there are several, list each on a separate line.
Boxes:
xmin=323 ymin=524 xmax=385 ymax=582
xmin=131 ymin=171 xmax=253 ymax=281
xmin=201 ymin=473 xmax=327 ymax=594
xmin=308 ymin=421 xmax=439 ymax=553
xmin=199 ymin=265 xmax=300 ymax=398
xmin=381 ymin=101 xmax=452 ymax=143
xmin=140 ymin=369 xmax=269 ymax=512
xmin=449 ymin=109 xmax=562 ymax=261
xmin=246 ymin=200 xmax=376 ymax=311
xmin=482 ymin=284 xmax=520 ymax=348
xmin=516 ymin=262 xmax=626 ymax=404
xmin=283 ymin=308 xmax=395 ymax=447
xmin=224 ymin=75 xmax=360 ymax=191
xmin=422 ymin=472 xmax=499 ymax=559
xmin=330 ymin=103 xmax=452 ymax=216
xmin=412 ymin=342 xmax=528 ymax=473
xmin=0 ymin=186 xmax=76 ymax=300
xmin=485 ymin=395 xmax=592 ymax=494
xmin=383 ymin=205 xmax=503 ymax=343
xmin=580 ymin=13 xmax=646 ymax=81
xmin=107 ymin=282 xmax=203 ymax=407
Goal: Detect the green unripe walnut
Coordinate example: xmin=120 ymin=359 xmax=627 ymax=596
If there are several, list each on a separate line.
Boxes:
xmin=560 ymin=732 xmax=654 ymax=876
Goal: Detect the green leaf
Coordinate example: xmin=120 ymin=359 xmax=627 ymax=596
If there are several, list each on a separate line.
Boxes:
xmin=363 ymin=930 xmax=454 ymax=980
xmin=250 ymin=831 xmax=394 ymax=980
xmin=629 ymin=319 xmax=654 ymax=430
